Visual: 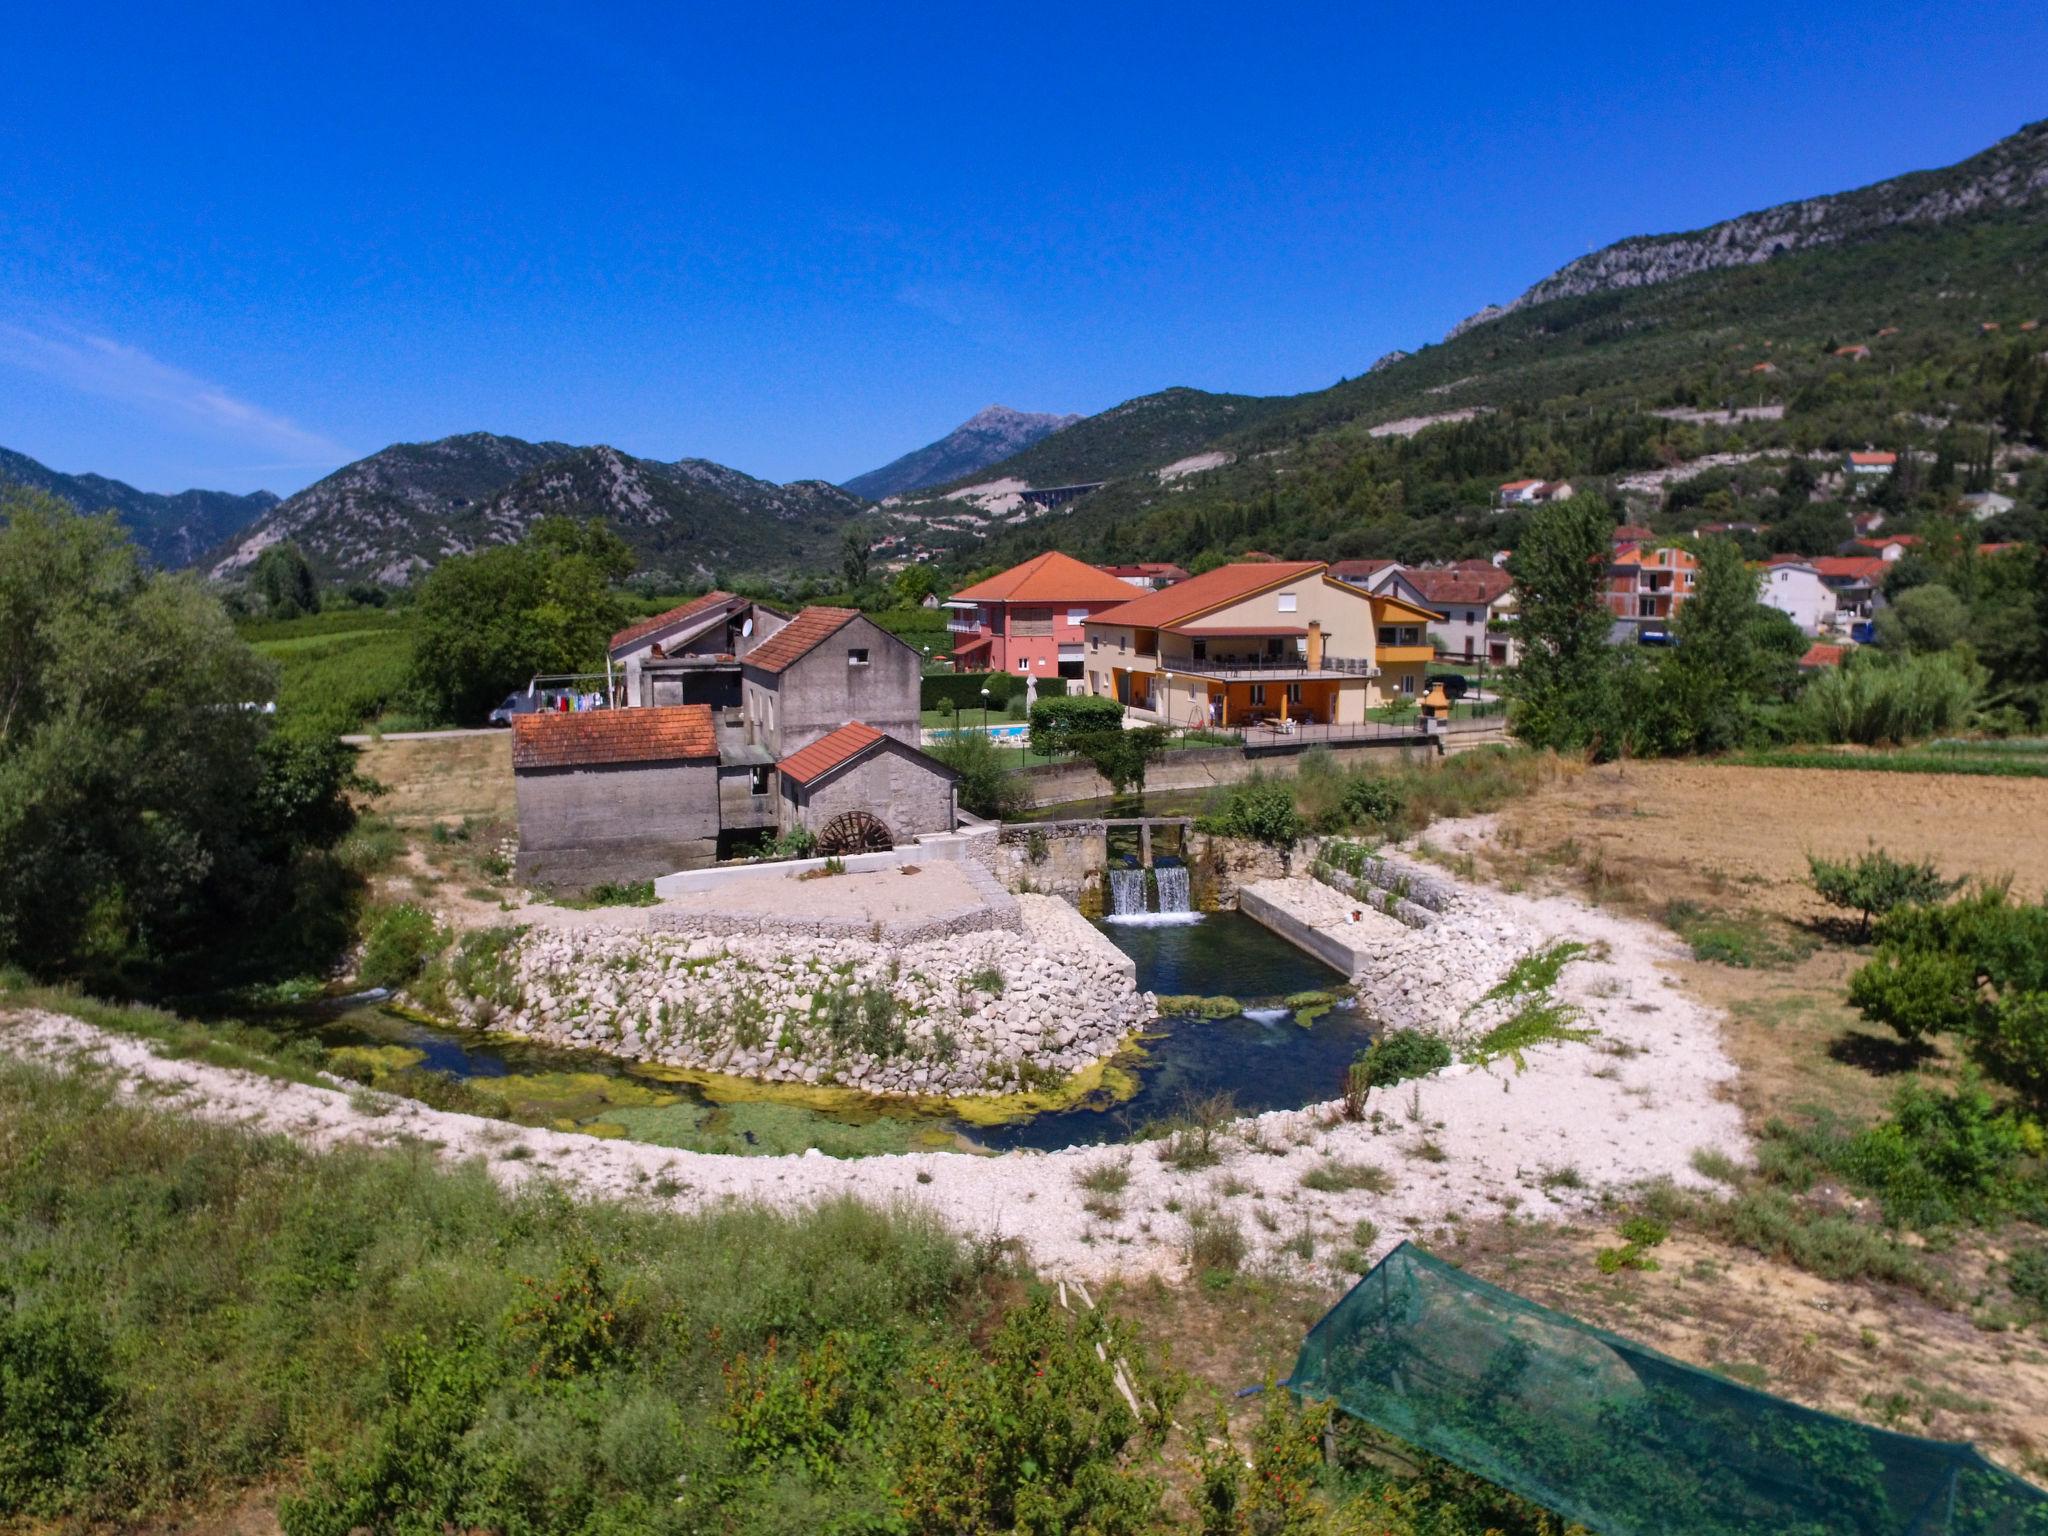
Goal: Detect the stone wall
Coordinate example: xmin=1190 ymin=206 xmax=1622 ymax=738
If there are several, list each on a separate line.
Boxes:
xmin=439 ymin=894 xmax=1149 ymax=1097
xmin=514 ymin=759 xmax=720 ymax=888
xmin=764 ymin=614 xmax=923 ymax=756
xmin=1011 ymin=738 xmax=1443 ymax=808
xmin=787 ymin=739 xmax=956 ymax=843
xmin=647 ymin=859 xmax=1021 ymax=947
xmin=983 ymin=821 xmax=1109 ymax=901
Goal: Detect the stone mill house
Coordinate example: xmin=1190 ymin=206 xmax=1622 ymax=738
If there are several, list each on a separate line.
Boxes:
xmin=511 ymin=596 xmax=959 ymax=888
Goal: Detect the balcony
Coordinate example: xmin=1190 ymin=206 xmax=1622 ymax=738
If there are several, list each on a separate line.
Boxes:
xmin=1168 ymin=654 xmax=1378 ymax=679
xmin=946 ymin=617 xmax=984 ymax=635
xmin=1374 ymin=645 xmax=1436 ymax=665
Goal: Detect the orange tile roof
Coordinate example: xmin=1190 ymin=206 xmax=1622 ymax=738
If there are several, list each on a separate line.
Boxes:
xmin=740 ymin=607 xmax=861 ymax=674
xmin=1401 ymin=567 xmax=1512 ymax=606
xmin=949 ymin=551 xmax=1137 ymax=604
xmin=779 ymin=721 xmax=885 ymax=786
xmin=1848 ymin=451 xmax=1897 ymax=466
xmin=1499 ymin=478 xmax=1541 ymax=492
xmin=1167 ymin=625 xmax=1309 ymax=638
xmin=1099 ymin=561 xmax=1190 ymax=580
xmin=511 ymin=705 xmax=716 ymax=769
xmin=1090 ymin=561 xmax=1324 ymax=629
xmin=1858 ymin=533 xmax=1917 ymax=549
xmin=610 ymin=591 xmax=737 ymax=654
xmin=1812 ymin=556 xmax=1888 ymax=582
xmin=1799 ymin=643 xmax=1846 ymax=670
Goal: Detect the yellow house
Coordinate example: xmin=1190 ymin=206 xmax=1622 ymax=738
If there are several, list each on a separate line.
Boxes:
xmin=1080 ymin=560 xmax=1438 ymax=728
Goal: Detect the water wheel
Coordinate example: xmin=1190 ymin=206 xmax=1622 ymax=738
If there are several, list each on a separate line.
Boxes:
xmin=817 ymin=809 xmax=893 ymax=855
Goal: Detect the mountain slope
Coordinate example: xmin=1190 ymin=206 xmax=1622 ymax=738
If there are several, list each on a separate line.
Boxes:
xmin=0 ymin=446 xmax=278 ymax=568
xmin=933 ymin=121 xmax=2048 ymax=571
xmin=210 ymin=433 xmax=866 ymax=584
xmin=843 ymin=405 xmax=1079 ymax=500
xmin=1459 ymin=117 xmax=2048 ymax=330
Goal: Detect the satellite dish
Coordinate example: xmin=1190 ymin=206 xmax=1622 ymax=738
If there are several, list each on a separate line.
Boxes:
xmin=741 ymin=617 xmax=754 ymax=638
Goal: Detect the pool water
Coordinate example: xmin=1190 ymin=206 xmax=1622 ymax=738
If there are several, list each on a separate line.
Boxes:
xmin=261 ymin=911 xmax=1364 ymax=1156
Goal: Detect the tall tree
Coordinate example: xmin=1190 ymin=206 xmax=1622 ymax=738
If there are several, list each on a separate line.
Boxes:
xmin=249 ymin=541 xmax=321 ymax=619
xmin=840 ymin=529 xmax=872 ymax=591
xmin=1507 ymin=495 xmax=1616 ymax=751
xmin=408 ymin=517 xmax=633 ymax=724
xmin=1661 ymin=536 xmax=1796 ymax=753
xmin=0 ymin=491 xmax=359 ymax=994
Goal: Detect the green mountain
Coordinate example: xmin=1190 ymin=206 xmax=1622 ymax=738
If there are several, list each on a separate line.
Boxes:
xmin=0 ymin=446 xmax=278 ymax=568
xmin=210 ymin=433 xmax=867 ymax=585
xmin=911 ymin=120 xmax=2048 ymax=571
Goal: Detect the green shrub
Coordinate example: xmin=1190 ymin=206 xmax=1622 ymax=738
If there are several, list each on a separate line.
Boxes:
xmin=1299 ymin=1159 xmax=1393 ymax=1194
xmin=1355 ymin=1029 xmax=1452 ymax=1091
xmin=927 ymin=729 xmax=1026 ymax=819
xmin=1077 ymin=725 xmax=1170 ymax=794
xmin=1841 ymin=1076 xmax=2027 ymax=1228
xmin=1027 ymin=695 xmax=1125 ymax=757
xmin=357 ymin=902 xmax=446 ymax=989
xmin=0 ymin=1303 xmax=114 ymax=1513
xmin=919 ymin=671 xmax=1067 ymax=712
xmin=1808 ymin=848 xmax=1962 ymax=939
xmin=1197 ymin=775 xmax=1305 ymax=848
xmin=1795 ymin=650 xmax=1980 ymax=745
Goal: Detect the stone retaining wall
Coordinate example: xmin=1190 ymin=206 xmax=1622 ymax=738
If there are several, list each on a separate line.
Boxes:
xmin=437 ymin=894 xmax=1149 ymax=1098
xmin=647 ymin=859 xmax=1022 ymax=946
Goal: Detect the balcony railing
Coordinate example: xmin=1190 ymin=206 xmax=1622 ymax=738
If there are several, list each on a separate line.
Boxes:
xmin=946 ymin=618 xmax=984 ymax=634
xmin=1168 ymin=654 xmax=1378 ymax=678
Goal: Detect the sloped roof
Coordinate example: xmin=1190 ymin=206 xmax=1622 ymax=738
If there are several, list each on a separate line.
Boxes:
xmin=1401 ymin=566 xmax=1512 ymax=606
xmin=609 ymin=590 xmax=738 ymax=654
xmin=1857 ymin=533 xmax=1917 ymax=549
xmin=1800 ymin=643 xmax=1847 ymax=670
xmin=1848 ymin=451 xmax=1897 ymax=466
xmin=511 ymin=705 xmax=716 ymax=769
xmin=779 ymin=721 xmax=959 ymax=788
xmin=1100 ymin=562 xmax=1190 ymax=580
xmin=950 ymin=550 xmax=1137 ymax=605
xmin=1499 ymin=478 xmax=1541 ymax=492
xmin=1812 ymin=556 xmax=1888 ymax=582
xmin=740 ymin=607 xmax=862 ymax=674
xmin=1090 ymin=561 xmax=1324 ymax=628
xmin=1327 ymin=558 xmax=1398 ymax=581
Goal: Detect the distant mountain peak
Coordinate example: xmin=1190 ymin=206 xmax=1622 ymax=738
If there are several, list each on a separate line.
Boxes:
xmin=842 ymin=405 xmax=1080 ymax=501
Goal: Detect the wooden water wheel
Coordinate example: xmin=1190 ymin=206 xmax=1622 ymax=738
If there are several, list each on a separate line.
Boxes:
xmin=816 ymin=809 xmax=893 ymax=855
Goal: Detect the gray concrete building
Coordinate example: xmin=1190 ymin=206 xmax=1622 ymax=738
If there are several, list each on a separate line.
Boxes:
xmin=608 ymin=592 xmax=791 ymax=710
xmin=738 ymin=607 xmax=923 ymax=758
xmin=511 ymin=706 xmax=721 ymax=886
xmin=777 ymin=722 xmax=959 ymax=845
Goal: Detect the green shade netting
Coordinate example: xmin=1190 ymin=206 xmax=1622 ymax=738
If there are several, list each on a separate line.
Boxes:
xmin=1290 ymin=1242 xmax=2048 ymax=1535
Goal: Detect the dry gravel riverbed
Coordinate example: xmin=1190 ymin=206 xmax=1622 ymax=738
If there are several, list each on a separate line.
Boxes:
xmin=1 ymin=849 xmax=1746 ymax=1283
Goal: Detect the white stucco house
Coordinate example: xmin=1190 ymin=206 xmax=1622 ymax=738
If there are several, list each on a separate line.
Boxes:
xmin=1757 ymin=561 xmax=1840 ymax=637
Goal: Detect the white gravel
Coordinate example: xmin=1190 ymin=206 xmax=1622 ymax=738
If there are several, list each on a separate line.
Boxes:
xmin=0 ymin=836 xmax=1746 ymax=1284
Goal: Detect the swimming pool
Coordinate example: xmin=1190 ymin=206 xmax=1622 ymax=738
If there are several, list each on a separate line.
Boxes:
xmin=932 ymin=723 xmax=1028 ymax=742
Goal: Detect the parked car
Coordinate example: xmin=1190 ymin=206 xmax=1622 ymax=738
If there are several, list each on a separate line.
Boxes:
xmin=487 ymin=690 xmax=566 ymax=726
xmin=1435 ymin=674 xmax=1471 ymax=701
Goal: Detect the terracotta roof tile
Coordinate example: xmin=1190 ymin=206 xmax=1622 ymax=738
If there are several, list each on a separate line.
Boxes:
xmin=1089 ymin=561 xmax=1325 ymax=629
xmin=1166 ymin=625 xmax=1309 ymax=638
xmin=950 ymin=551 xmax=1136 ymax=604
xmin=511 ymin=705 xmax=716 ymax=769
xmin=609 ymin=591 xmax=738 ymax=654
xmin=1812 ymin=556 xmax=1888 ymax=582
xmin=741 ymin=607 xmax=861 ymax=674
xmin=779 ymin=721 xmax=885 ymax=786
xmin=1799 ymin=643 xmax=1847 ymax=670
xmin=1848 ymin=451 xmax=1897 ymax=466
xmin=1400 ymin=567 xmax=1512 ymax=606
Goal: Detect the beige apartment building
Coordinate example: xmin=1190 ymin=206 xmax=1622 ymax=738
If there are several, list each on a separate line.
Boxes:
xmin=1080 ymin=561 xmax=1439 ymax=728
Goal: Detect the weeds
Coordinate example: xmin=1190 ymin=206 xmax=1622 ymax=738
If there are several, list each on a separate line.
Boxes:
xmin=1299 ymin=1159 xmax=1393 ymax=1194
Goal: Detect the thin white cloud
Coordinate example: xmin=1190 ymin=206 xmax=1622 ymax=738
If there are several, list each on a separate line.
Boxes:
xmin=0 ymin=319 xmax=348 ymax=468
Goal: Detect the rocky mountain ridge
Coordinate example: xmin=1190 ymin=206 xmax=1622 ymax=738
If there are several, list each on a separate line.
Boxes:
xmin=1449 ymin=118 xmax=2048 ymax=336
xmin=211 ymin=432 xmax=866 ymax=585
xmin=842 ymin=404 xmax=1080 ymax=500
xmin=0 ymin=446 xmax=279 ymax=568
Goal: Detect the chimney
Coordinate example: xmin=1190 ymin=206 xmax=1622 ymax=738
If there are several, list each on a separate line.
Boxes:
xmin=1306 ymin=620 xmax=1325 ymax=671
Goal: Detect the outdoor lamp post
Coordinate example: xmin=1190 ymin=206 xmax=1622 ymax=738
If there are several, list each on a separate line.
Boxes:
xmin=980 ymin=685 xmax=991 ymax=734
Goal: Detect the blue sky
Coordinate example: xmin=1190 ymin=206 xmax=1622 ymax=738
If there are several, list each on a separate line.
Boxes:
xmin=2 ymin=2 xmax=2043 ymax=496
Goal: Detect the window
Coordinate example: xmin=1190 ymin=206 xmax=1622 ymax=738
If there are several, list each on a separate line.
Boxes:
xmin=749 ymin=765 xmax=772 ymax=796
xmin=847 ymin=647 xmax=869 ymax=667
xmin=1017 ymin=660 xmax=1030 ymax=672
xmin=1401 ymin=673 xmax=1416 ymax=695
xmin=1277 ymin=592 xmax=1298 ymax=612
xmin=1466 ymin=609 xmax=1479 ymax=624
xmin=1286 ymin=683 xmax=1301 ymax=704
xmin=1067 ymin=608 xmax=1088 ymax=625
xmin=1192 ymin=640 xmax=1208 ymax=661
xmin=1090 ymin=633 xmax=1100 ymax=649
xmin=1250 ymin=684 xmax=1267 ymax=706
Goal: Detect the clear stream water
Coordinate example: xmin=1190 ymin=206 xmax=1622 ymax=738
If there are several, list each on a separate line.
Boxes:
xmin=270 ymin=912 xmax=1362 ymax=1156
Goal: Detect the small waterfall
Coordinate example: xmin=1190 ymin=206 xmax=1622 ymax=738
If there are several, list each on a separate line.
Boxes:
xmin=1154 ymin=864 xmax=1191 ymax=913
xmin=1109 ymin=868 xmax=1148 ymax=916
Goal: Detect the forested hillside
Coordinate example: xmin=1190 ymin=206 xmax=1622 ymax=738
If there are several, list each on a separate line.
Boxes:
xmin=0 ymin=445 xmax=277 ymax=568
xmin=900 ymin=121 xmax=2048 ymax=575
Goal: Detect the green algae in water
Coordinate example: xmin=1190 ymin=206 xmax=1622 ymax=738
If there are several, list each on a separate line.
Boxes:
xmin=325 ymin=1043 xmax=428 ymax=1078
xmin=602 ymin=1100 xmax=969 ymax=1158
